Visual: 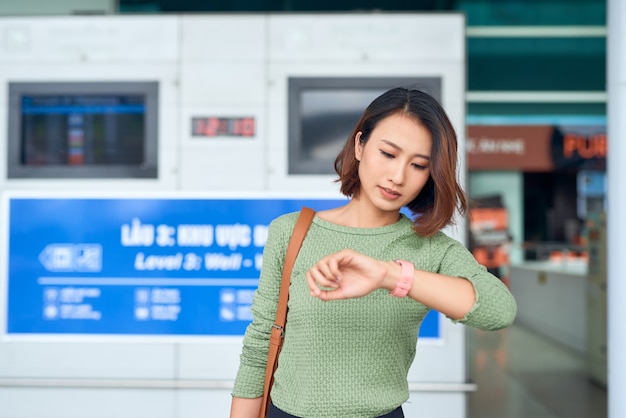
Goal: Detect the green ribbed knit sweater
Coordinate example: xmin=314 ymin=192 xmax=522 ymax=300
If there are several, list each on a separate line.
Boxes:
xmin=233 ymin=212 xmax=517 ymax=418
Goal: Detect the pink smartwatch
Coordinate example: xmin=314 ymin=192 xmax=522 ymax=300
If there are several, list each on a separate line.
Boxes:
xmin=390 ymin=260 xmax=414 ymax=298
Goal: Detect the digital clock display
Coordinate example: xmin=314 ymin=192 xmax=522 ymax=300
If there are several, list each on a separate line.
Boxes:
xmin=191 ymin=116 xmax=255 ymax=138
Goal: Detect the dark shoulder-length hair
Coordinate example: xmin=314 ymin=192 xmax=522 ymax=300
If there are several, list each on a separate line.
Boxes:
xmin=334 ymin=87 xmax=468 ymax=237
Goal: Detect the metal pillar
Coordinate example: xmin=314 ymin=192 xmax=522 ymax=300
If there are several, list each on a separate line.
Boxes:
xmin=607 ymin=1 xmax=626 ymax=417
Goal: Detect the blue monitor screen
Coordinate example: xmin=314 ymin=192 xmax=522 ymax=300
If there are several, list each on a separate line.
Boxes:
xmin=21 ymin=94 xmax=146 ymax=166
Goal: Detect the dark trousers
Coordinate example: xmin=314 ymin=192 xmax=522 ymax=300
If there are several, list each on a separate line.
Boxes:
xmin=267 ymin=401 xmax=405 ymax=418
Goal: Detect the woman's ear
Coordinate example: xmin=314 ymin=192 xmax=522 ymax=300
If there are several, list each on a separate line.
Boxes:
xmin=354 ymin=132 xmax=363 ymax=161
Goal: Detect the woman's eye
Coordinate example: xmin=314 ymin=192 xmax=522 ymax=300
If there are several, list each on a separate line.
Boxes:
xmin=380 ymin=150 xmax=394 ymax=158
xmin=412 ymin=163 xmax=427 ymax=170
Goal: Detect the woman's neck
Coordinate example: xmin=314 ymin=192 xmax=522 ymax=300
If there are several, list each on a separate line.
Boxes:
xmin=316 ymin=200 xmax=401 ymax=228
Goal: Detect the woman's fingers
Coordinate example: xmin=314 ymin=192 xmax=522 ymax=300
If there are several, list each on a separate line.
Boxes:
xmin=307 ymin=268 xmax=337 ymax=289
xmin=313 ymin=287 xmax=345 ymax=301
xmin=306 ymin=258 xmax=341 ymax=295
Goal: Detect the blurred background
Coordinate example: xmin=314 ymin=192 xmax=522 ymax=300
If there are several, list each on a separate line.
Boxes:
xmin=0 ymin=1 xmax=609 ymax=418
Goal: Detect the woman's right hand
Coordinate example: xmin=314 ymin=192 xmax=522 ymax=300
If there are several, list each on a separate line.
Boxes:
xmin=306 ymin=249 xmax=393 ymax=301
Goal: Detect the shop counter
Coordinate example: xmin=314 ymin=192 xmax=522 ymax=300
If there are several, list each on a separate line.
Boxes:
xmin=509 ymin=260 xmax=588 ymax=355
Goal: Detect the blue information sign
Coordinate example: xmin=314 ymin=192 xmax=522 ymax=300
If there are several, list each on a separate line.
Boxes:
xmin=5 ymin=196 xmax=440 ymax=338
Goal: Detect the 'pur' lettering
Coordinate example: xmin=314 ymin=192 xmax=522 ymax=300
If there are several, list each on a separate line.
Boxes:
xmin=563 ymin=133 xmax=607 ymax=159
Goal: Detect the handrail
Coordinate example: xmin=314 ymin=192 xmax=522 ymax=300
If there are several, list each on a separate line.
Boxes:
xmin=0 ymin=377 xmax=477 ymax=392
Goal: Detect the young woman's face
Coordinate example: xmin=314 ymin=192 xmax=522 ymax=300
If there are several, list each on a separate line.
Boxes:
xmin=354 ymin=112 xmax=432 ymax=216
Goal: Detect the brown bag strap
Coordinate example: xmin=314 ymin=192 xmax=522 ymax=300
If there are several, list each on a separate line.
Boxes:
xmin=260 ymin=207 xmax=315 ymax=418
xmin=275 ymin=206 xmax=315 ymax=329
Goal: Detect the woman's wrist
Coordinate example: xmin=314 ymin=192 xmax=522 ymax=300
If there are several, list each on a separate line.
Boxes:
xmin=381 ymin=260 xmax=400 ymax=291
xmin=389 ymin=260 xmax=415 ymax=298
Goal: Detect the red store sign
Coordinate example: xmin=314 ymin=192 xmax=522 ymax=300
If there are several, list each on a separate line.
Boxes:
xmin=467 ymin=125 xmax=606 ymax=171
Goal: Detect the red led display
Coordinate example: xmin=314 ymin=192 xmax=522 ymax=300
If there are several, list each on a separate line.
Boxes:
xmin=192 ymin=117 xmax=255 ymax=137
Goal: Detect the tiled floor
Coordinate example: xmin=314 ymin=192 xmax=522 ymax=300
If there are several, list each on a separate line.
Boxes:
xmin=466 ymin=323 xmax=607 ymax=418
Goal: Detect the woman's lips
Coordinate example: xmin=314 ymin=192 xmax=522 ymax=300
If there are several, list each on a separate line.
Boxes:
xmin=379 ymin=186 xmax=400 ymax=199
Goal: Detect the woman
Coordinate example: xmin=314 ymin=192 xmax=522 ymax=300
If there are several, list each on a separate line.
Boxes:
xmin=230 ymin=88 xmax=517 ymax=418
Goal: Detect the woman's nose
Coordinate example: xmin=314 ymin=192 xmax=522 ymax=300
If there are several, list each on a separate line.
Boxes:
xmin=389 ymin=162 xmax=405 ymax=185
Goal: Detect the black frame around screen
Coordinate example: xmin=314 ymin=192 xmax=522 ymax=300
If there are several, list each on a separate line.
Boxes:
xmin=7 ymin=81 xmax=159 ymax=179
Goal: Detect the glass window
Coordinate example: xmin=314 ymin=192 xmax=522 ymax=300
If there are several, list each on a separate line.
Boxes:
xmin=458 ymin=0 xmax=605 ymax=26
xmin=468 ymin=37 xmax=606 ymax=91
xmin=119 ymin=0 xmax=606 ymax=26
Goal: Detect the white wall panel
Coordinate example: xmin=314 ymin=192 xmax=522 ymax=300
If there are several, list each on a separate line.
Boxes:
xmin=180 ymin=15 xmax=266 ymax=63
xmin=177 ymin=81 xmax=266 ymax=192
xmin=0 ymin=388 xmax=177 ymax=418
xmin=268 ymin=14 xmax=464 ymax=62
xmin=177 ymin=340 xmax=241 ymax=379
xmin=0 ymin=342 xmax=177 ymax=378
xmin=177 ymin=16 xmax=267 ymax=191
xmin=179 ymin=63 xmax=266 ymax=105
xmin=179 ymin=389 xmax=232 ymax=418
xmin=0 ymin=16 xmax=178 ymax=63
xmin=159 ymin=104 xmax=183 ymax=190
xmin=178 ymin=147 xmax=265 ymax=191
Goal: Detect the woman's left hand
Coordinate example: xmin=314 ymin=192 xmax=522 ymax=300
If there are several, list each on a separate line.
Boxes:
xmin=306 ymin=249 xmax=390 ymax=301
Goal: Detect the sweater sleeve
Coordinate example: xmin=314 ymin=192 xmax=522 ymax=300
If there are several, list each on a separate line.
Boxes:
xmin=433 ymin=233 xmax=517 ymax=331
xmin=231 ymin=213 xmax=294 ymax=398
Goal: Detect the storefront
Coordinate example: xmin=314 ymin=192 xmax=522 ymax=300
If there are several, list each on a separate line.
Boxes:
xmin=467 ymin=123 xmax=607 ymax=364
xmin=467 ymin=123 xmax=606 ymax=255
